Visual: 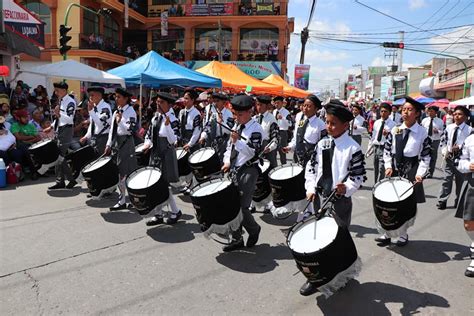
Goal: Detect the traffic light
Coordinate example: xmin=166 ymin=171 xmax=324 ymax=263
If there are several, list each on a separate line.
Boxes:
xmin=382 ymin=42 xmax=405 ymax=49
xmin=59 ymin=24 xmax=72 ymax=56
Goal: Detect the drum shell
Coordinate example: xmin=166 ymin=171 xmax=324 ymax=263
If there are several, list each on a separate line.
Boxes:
xmin=135 ymin=144 xmax=150 ymax=167
xmin=176 ymin=149 xmax=192 ymax=176
xmin=82 ymin=157 xmax=119 ymax=197
xmin=191 ymin=179 xmax=241 ymax=229
xmin=126 ymin=167 xmax=170 ymax=215
xmin=253 ymin=161 xmax=271 ymax=202
xmin=373 ymin=179 xmax=417 ymax=231
xmin=29 ymin=140 xmax=60 ymax=165
xmin=269 ymin=164 xmax=306 ymax=207
xmin=287 ymin=218 xmax=358 ymax=287
xmin=189 ymin=148 xmax=221 ymax=182
xmin=66 ymin=145 xmax=99 ymax=179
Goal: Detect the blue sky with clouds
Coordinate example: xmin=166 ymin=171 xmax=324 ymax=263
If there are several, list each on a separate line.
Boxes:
xmin=286 ymin=0 xmax=474 ymax=92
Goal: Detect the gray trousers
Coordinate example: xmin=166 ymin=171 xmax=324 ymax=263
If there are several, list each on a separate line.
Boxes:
xmin=264 ymin=149 xmax=278 ymax=169
xmin=373 ymin=145 xmax=385 ymax=184
xmin=278 ymin=130 xmax=288 ymax=164
xmin=429 ymin=139 xmax=440 ymax=176
xmin=55 ymin=125 xmax=73 ymax=182
xmin=438 ymin=158 xmax=466 ymax=203
xmin=93 ymin=134 xmax=109 ymax=155
xmin=322 ymin=195 xmax=353 ymax=227
xmin=232 ymin=165 xmax=261 ymax=240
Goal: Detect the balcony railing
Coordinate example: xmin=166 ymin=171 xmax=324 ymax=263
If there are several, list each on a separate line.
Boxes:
xmin=147 ymin=2 xmax=285 ymax=17
xmin=79 ymin=33 xmax=145 ymax=61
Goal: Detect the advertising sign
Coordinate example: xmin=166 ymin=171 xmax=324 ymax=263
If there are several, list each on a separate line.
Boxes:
xmin=184 ymin=61 xmax=282 ymax=79
xmin=185 ymin=3 xmax=233 ymax=16
xmin=368 ymin=66 xmax=387 ymax=76
xmin=240 ymin=39 xmax=278 ymax=54
xmin=2 ymin=0 xmax=45 ymax=47
xmin=160 ymin=11 xmax=168 ymax=37
xmin=380 ymin=76 xmax=393 ymax=101
xmin=257 ymin=4 xmax=274 ymax=15
xmin=294 ymin=64 xmax=310 ymax=90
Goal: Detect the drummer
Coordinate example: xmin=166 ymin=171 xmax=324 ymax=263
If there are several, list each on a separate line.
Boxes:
xmin=381 ymin=96 xmax=431 ymax=247
xmin=221 ymin=94 xmax=263 ymax=252
xmin=420 ymin=105 xmax=444 ymax=178
xmin=142 ymin=92 xmax=182 ymax=226
xmin=105 ymin=88 xmax=138 ymax=211
xmin=80 ymin=86 xmax=112 ymax=154
xmin=254 ymin=95 xmax=279 ymax=168
xmin=348 ymin=103 xmax=366 ymax=146
xmin=302 ymin=99 xmax=366 ymax=296
xmin=273 ymin=96 xmax=293 ymax=165
xmin=48 ymin=81 xmax=77 ymax=190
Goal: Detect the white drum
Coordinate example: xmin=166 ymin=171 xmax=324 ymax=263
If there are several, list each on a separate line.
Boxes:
xmin=126 ymin=167 xmax=169 ymax=215
xmin=188 ymin=147 xmax=221 ymax=181
xmin=268 ymin=163 xmax=306 ymax=208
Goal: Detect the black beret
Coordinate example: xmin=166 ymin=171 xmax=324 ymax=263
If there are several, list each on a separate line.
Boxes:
xmin=87 ymin=86 xmax=105 ymax=94
xmin=403 ymin=96 xmax=425 ymax=112
xmin=352 ymin=104 xmax=363 ymax=112
xmin=256 ymin=95 xmax=272 ymax=104
xmin=156 ymin=92 xmax=177 ymax=104
xmin=305 ymin=94 xmax=322 ymax=109
xmin=53 ymin=81 xmax=68 ymax=90
xmin=379 ymin=102 xmax=392 ymax=112
xmin=325 ymin=103 xmax=353 ymax=123
xmin=297 ymin=98 xmax=305 ymax=104
xmin=427 ymin=105 xmax=439 ymax=112
xmin=115 ymin=87 xmax=132 ymax=98
xmin=231 ymin=94 xmax=254 ymax=111
xmin=184 ymin=89 xmax=198 ymax=100
xmin=211 ymin=92 xmax=228 ymax=100
xmin=327 ymin=99 xmax=345 ymax=107
xmin=454 ymin=105 xmax=470 ymax=117
xmin=273 ymin=96 xmax=284 ymax=102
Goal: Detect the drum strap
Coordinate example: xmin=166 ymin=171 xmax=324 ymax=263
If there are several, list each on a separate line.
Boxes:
xmin=395 ymin=129 xmax=410 ymax=166
xmin=376 ymin=120 xmax=385 ymax=142
xmin=181 ymin=110 xmax=188 ymax=139
xmin=318 ymin=140 xmax=335 ymax=196
xmin=230 ymin=124 xmax=245 ymax=168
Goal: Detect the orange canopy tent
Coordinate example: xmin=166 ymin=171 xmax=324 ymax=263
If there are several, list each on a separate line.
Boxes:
xmin=196 ymin=61 xmax=283 ymax=95
xmin=263 ymin=74 xmax=310 ymax=98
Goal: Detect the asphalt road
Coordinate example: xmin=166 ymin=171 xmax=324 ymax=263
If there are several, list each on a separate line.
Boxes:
xmin=1 ymin=137 xmax=473 ymax=315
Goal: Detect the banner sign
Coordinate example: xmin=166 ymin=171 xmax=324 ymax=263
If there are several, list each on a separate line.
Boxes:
xmin=185 ymin=3 xmax=233 ymax=16
xmin=2 ymin=0 xmax=45 ymax=47
xmin=368 ymin=66 xmax=387 ymax=75
xmin=160 ymin=11 xmax=168 ymax=37
xmin=380 ymin=76 xmax=393 ymax=101
xmin=240 ymin=39 xmax=279 ymax=54
xmin=256 ymin=4 xmax=274 ymax=15
xmin=184 ymin=61 xmax=282 ymax=79
xmin=294 ymin=64 xmax=310 ymax=90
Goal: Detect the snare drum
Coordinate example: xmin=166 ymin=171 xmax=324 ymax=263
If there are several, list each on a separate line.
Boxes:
xmin=190 ymin=178 xmax=242 ymax=235
xmin=82 ymin=156 xmax=119 ymax=197
xmin=176 ymin=148 xmax=192 ymax=176
xmin=188 ymin=147 xmax=221 ymax=182
xmin=126 ymin=167 xmax=169 ymax=215
xmin=66 ymin=145 xmax=99 ymax=180
xmin=373 ymin=177 xmax=417 ymax=234
xmin=253 ymin=159 xmax=271 ymax=203
xmin=287 ymin=216 xmax=359 ymax=295
xmin=29 ymin=139 xmax=60 ymax=166
xmin=135 ymin=143 xmax=150 ymax=167
xmin=268 ymin=163 xmax=306 ymax=207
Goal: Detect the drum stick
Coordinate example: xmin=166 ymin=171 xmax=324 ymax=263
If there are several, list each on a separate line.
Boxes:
xmin=398 ymin=172 xmax=430 ymax=198
xmin=216 ymin=121 xmax=247 ymax=141
xmin=177 ymin=149 xmax=186 ymax=160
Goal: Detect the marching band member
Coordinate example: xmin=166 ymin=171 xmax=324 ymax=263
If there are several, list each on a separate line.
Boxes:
xmin=105 ymin=88 xmax=138 ymax=211
xmin=302 ymin=100 xmax=366 ymax=296
xmin=143 ymin=92 xmax=183 ymax=226
xmin=254 ymin=95 xmax=279 ymax=168
xmin=380 ymin=96 xmax=431 ymax=247
xmin=273 ymin=96 xmax=293 ymax=164
xmin=369 ymin=102 xmax=396 ymax=183
xmin=48 ymin=81 xmax=77 ymax=190
xmin=80 ymin=86 xmax=112 ymax=154
xmin=437 ymin=106 xmax=472 ymax=210
xmin=221 ymin=95 xmax=263 ymax=252
xmin=391 ymin=104 xmax=403 ymax=125
xmin=421 ymin=105 xmax=444 ymax=177
xmin=348 ymin=104 xmax=366 ymax=146
xmin=455 ymin=132 xmax=474 ymax=278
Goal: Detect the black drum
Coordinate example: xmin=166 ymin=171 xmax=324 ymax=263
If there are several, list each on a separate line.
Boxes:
xmin=28 ymin=139 xmax=60 ymax=166
xmin=126 ymin=167 xmax=170 ymax=215
xmin=287 ymin=216 xmax=358 ymax=289
xmin=190 ymin=178 xmax=241 ymax=233
xmin=253 ymin=159 xmax=271 ymax=203
xmin=135 ymin=143 xmax=150 ymax=167
xmin=66 ymin=145 xmax=99 ymax=180
xmin=82 ymin=156 xmax=119 ymax=197
xmin=176 ymin=148 xmax=192 ymax=176
xmin=373 ymin=177 xmax=417 ymax=232
xmin=268 ymin=163 xmax=306 ymax=208
xmin=188 ymin=147 xmax=221 ymax=182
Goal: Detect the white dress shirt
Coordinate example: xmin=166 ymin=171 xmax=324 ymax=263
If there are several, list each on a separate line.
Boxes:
xmin=457 ymin=134 xmax=474 ymax=174
xmin=223 ymin=119 xmax=263 ymax=168
xmin=441 ymin=122 xmax=472 ymax=153
xmin=273 ymin=107 xmax=292 ymax=131
xmin=106 ymin=104 xmax=137 ymax=147
xmin=421 ymin=116 xmax=444 ymax=141
xmin=57 ymin=94 xmax=76 ymax=127
xmin=349 ymin=114 xmax=366 ymax=136
xmin=254 ymin=111 xmax=279 ymax=152
xmin=370 ymin=118 xmax=396 ymax=146
xmin=0 ymin=130 xmax=16 ymax=151
xmin=390 ymin=111 xmax=402 ymax=125
xmin=84 ymin=99 xmax=112 ymax=140
xmin=179 ymin=106 xmax=201 ymax=146
xmin=144 ymin=109 xmax=179 ymax=146
xmin=201 ymin=105 xmax=233 ymax=139
xmin=288 ymin=114 xmax=326 ymax=151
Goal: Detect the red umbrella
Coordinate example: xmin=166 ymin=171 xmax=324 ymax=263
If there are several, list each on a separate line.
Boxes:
xmin=427 ymin=99 xmax=450 ymax=109
xmin=0 ymin=66 xmax=9 ymax=77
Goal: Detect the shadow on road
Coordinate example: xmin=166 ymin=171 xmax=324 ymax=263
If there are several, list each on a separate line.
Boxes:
xmin=349 ymin=224 xmax=379 ymax=238
xmin=316 ymin=280 xmax=450 ymax=315
xmin=215 ymin=243 xmax=293 ymax=274
xmin=100 ymin=210 xmax=143 ymax=224
xmin=177 ymin=195 xmax=192 ymax=203
xmin=46 ymin=187 xmax=81 ymax=198
xmin=259 ymin=212 xmax=298 ymax=227
xmin=146 ymin=221 xmax=200 ymax=243
xmin=390 ymin=240 xmax=469 ymax=263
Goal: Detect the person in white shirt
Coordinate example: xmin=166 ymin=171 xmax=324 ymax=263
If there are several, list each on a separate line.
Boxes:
xmin=254 ymin=95 xmax=279 ymax=168
xmin=48 ymin=81 xmax=77 ymax=190
xmin=273 ymin=96 xmax=293 ymax=164
xmin=221 ymin=95 xmax=263 ymax=252
xmin=381 ymin=97 xmax=431 ymax=247
xmin=369 ymin=102 xmax=396 ymax=183
xmin=80 ymin=86 xmax=112 ymax=154
xmin=390 ymin=104 xmax=403 ymax=125
xmin=142 ymin=92 xmax=183 ymax=226
xmin=437 ymin=106 xmax=472 ymax=210
xmin=179 ymin=89 xmax=202 ymax=153
xmin=421 ymin=105 xmax=444 ymax=177
xmin=348 ymin=104 xmax=366 ymax=145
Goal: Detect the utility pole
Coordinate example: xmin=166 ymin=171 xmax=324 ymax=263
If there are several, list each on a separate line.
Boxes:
xmin=299 ymin=27 xmax=309 ymax=64
xmin=217 ymin=20 xmax=223 ymax=62
xmin=397 ymin=31 xmax=404 ymax=75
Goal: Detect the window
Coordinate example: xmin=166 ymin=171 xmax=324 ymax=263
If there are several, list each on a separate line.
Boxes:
xmin=195 ymin=28 xmax=232 ymax=52
xmin=240 ymin=28 xmax=279 ymax=54
xmin=104 ymin=17 xmax=120 ymax=46
xmin=21 ymin=1 xmax=51 ymax=33
xmin=151 ymin=28 xmax=185 ymax=53
xmin=83 ymin=8 xmax=99 ymax=37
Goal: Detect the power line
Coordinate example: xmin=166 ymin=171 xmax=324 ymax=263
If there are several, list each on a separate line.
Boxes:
xmin=404 ymin=0 xmax=451 ymax=42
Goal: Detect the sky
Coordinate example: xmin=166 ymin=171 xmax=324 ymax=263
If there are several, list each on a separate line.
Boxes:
xmin=286 ymin=0 xmax=474 ymax=93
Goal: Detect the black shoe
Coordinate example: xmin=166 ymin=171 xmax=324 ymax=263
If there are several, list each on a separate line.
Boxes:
xmin=66 ymin=180 xmax=77 ymax=189
xmin=249 ymin=205 xmax=257 ymax=214
xmin=146 ymin=216 xmax=164 ymax=226
xmin=246 ymin=226 xmax=261 ymax=247
xmin=165 ymin=210 xmax=182 ymax=225
xmin=465 ymin=268 xmax=474 ymax=278
xmin=262 ymin=206 xmax=271 ymax=214
xmin=375 ymin=236 xmax=391 ymax=246
xmin=222 ymin=238 xmax=244 ymax=252
xmin=48 ymin=181 xmax=65 ymax=190
xmin=299 ymin=281 xmax=318 ymax=296
xmin=109 ymin=203 xmax=127 ymax=211
xmin=437 ymin=201 xmax=446 ymax=210
xmin=396 ymin=235 xmax=409 ymax=247
xmin=86 ymin=193 xmax=92 ymax=198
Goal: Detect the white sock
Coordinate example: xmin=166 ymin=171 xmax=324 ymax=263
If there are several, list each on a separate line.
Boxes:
xmin=167 ymin=188 xmax=179 ymax=214
xmin=467 ymin=230 xmax=474 ymax=258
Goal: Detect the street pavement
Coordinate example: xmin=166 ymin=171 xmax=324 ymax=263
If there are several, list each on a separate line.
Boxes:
xmin=1 ymin=136 xmax=473 ymax=315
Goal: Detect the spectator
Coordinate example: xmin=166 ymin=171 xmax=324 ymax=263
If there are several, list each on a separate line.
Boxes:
xmin=1 ymin=97 xmax=13 ymax=124
xmin=88 ymin=33 xmax=96 ymax=47
xmin=178 ymin=49 xmax=185 ymax=61
xmin=30 ymin=109 xmax=43 ymax=132
xmin=171 ymin=48 xmax=180 ymax=62
xmin=10 ymin=109 xmax=41 ymax=146
xmin=72 ymin=106 xmax=90 ymax=149
xmin=169 ymin=4 xmax=177 ymax=16
xmin=223 ymin=49 xmax=231 ymax=61
xmin=443 ymin=108 xmax=454 ymax=126
xmin=39 ymin=119 xmax=54 ymax=139
xmin=10 ymin=85 xmax=28 ymax=111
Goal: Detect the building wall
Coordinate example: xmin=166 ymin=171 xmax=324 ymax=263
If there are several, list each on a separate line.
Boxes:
xmin=431 ymin=57 xmax=474 ymax=74
xmin=407 ymin=67 xmax=427 ymax=95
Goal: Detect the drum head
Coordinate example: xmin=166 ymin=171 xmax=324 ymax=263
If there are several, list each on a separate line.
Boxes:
xmin=192 ymin=179 xmax=232 ymax=197
xmin=269 ymin=164 xmax=303 ymax=181
xmin=288 ymin=217 xmax=338 ymax=254
xmin=373 ymin=178 xmax=413 ymax=202
xmin=127 ymin=168 xmax=162 ymax=190
xmin=176 ymin=148 xmax=188 ymax=160
xmin=258 ymin=159 xmax=271 ymax=174
xmin=29 ymin=139 xmax=53 ymax=150
xmin=83 ymin=157 xmax=111 ymax=173
xmin=189 ymin=148 xmax=216 ymax=164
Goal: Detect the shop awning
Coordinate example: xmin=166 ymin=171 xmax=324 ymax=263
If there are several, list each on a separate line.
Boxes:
xmin=1 ymin=28 xmax=41 ymax=58
xmin=3 ymin=0 xmax=45 ymax=48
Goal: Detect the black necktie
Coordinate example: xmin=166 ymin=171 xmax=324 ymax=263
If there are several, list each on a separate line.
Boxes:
xmin=258 ymin=114 xmax=263 ymax=124
xmin=297 ymin=116 xmax=309 ymax=144
xmin=402 ymin=128 xmax=411 ymax=149
xmin=376 ymin=120 xmax=385 ymax=142
xmin=428 ymin=118 xmax=433 ymax=137
xmin=181 ymin=110 xmax=188 ymax=136
xmin=152 ymin=114 xmax=163 ymax=146
xmin=349 ymin=120 xmax=354 ymax=136
xmin=318 ymin=140 xmax=335 ymax=196
xmin=392 ymin=113 xmax=396 ymax=121
xmin=452 ymin=126 xmax=459 ymax=148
